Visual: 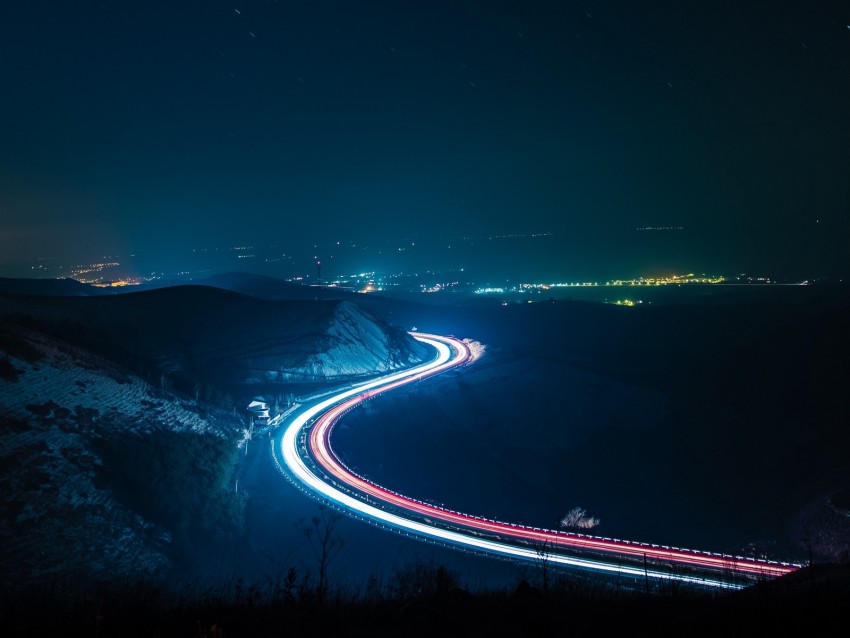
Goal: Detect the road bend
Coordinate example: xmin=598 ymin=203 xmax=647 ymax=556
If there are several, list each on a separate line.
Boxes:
xmin=272 ymin=332 xmax=802 ymax=590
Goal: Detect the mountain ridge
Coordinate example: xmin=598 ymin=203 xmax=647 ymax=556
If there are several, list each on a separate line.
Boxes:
xmin=0 ymin=281 xmax=433 ymax=588
xmin=0 ymin=284 xmax=431 ymax=391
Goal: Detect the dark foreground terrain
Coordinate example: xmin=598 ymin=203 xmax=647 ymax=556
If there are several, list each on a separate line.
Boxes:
xmin=4 ymin=562 xmax=850 ymax=637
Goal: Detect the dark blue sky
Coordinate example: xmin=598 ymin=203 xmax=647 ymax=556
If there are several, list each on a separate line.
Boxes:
xmin=1 ymin=1 xmax=848 ymax=280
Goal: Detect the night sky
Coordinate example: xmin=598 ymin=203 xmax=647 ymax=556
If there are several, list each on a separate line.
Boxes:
xmin=1 ymin=1 xmax=848 ymax=280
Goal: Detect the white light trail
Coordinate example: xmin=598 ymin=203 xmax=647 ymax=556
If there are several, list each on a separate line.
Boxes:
xmin=273 ymin=333 xmax=800 ymax=590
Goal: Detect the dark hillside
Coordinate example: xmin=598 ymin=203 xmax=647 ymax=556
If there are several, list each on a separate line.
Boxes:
xmin=196 ymin=272 xmax=357 ymax=301
xmin=0 ymin=284 xmax=431 ymax=591
xmin=0 ymin=285 xmax=431 ymax=397
xmin=334 ymin=285 xmax=850 ymax=562
xmin=0 ymin=277 xmax=99 ymax=296
xmin=0 ymin=320 xmax=248 ymax=589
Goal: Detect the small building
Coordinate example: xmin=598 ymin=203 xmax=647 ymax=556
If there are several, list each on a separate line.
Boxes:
xmin=247 ymin=397 xmax=270 ymax=423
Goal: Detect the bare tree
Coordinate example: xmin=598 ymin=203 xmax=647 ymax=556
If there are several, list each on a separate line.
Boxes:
xmin=560 ymin=506 xmax=600 ymax=530
xmin=532 ymin=539 xmax=552 ymax=596
xmin=300 ymin=505 xmax=346 ymax=603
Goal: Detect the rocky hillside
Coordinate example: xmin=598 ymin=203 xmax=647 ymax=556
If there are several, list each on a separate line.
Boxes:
xmin=0 ymin=321 xmax=246 ymax=589
xmin=0 ymin=284 xmax=432 ymax=590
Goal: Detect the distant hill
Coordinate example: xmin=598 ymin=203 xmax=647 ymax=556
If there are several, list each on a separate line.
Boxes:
xmin=0 ymin=273 xmax=437 ymax=333
xmin=0 ymin=273 xmax=358 ymax=301
xmin=0 ymin=285 xmax=431 ymax=394
xmin=194 ymin=272 xmax=356 ymax=301
xmin=0 ymin=277 xmax=101 ymax=296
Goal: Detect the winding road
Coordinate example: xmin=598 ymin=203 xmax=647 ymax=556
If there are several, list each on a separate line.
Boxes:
xmin=272 ymin=332 xmax=802 ymax=590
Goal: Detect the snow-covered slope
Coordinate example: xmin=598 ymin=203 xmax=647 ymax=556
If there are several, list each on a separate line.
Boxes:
xmin=0 ymin=323 xmax=243 ymax=588
xmin=244 ymin=300 xmax=429 ymax=382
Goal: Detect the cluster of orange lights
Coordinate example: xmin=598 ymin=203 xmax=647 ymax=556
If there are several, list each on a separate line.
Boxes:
xmin=90 ymin=278 xmax=144 ymax=288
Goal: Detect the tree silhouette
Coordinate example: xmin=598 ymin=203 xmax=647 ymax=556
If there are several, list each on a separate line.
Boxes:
xmin=300 ymin=505 xmax=345 ymax=603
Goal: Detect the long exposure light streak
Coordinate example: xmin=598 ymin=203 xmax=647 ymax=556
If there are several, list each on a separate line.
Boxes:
xmin=273 ymin=333 xmax=802 ymax=589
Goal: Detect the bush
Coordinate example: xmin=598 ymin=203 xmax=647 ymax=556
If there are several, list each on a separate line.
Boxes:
xmin=95 ymin=429 xmax=247 ymax=562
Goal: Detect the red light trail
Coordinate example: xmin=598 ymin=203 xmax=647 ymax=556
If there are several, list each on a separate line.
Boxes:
xmin=276 ymin=333 xmax=802 ymax=588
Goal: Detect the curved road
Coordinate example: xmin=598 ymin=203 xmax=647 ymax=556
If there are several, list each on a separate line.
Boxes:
xmin=272 ymin=332 xmax=801 ymax=589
